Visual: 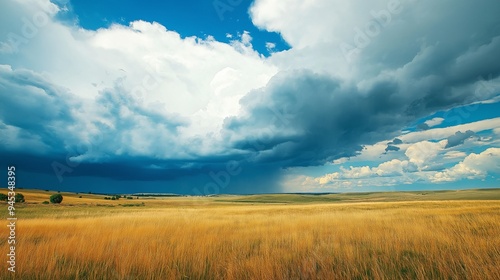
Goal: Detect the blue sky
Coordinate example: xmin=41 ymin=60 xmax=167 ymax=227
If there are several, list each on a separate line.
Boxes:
xmin=0 ymin=0 xmax=499 ymax=194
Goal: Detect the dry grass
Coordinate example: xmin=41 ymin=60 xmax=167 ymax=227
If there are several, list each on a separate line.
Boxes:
xmin=0 ymin=192 xmax=499 ymax=279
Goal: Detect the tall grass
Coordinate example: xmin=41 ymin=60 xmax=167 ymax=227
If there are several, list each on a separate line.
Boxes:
xmin=1 ymin=200 xmax=499 ymax=279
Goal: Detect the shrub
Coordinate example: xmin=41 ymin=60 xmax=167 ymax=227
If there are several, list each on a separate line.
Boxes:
xmin=15 ymin=193 xmax=25 ymax=203
xmin=127 ymin=196 xmax=133 ymax=199
xmin=49 ymin=194 xmax=63 ymax=204
xmin=122 ymin=203 xmax=145 ymax=207
xmin=111 ymin=197 xmax=116 ymax=200
xmin=42 ymin=201 xmax=49 ymax=204
xmin=79 ymin=196 xmax=82 ymax=198
xmin=0 ymin=193 xmax=7 ymax=201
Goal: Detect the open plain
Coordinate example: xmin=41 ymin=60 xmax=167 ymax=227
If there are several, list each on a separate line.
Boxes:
xmin=1 ymin=188 xmax=499 ymax=279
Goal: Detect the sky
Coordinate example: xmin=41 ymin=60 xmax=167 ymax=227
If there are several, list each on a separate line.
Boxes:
xmin=0 ymin=0 xmax=499 ymax=195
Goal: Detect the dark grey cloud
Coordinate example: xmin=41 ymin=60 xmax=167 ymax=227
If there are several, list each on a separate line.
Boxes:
xmin=0 ymin=66 xmax=77 ymax=153
xmin=385 ymin=138 xmax=402 ymax=152
xmin=360 ymin=1 xmax=500 ymax=81
xmin=388 ymin=138 xmax=402 ymax=145
xmin=224 ymin=70 xmax=410 ymax=167
xmin=0 ymin=150 xmax=282 ymax=194
xmin=445 ymin=130 xmax=476 ymax=148
xmin=385 ymin=145 xmax=400 ymax=153
xmin=223 ymin=61 xmax=499 ymax=168
xmin=0 ymin=68 xmax=284 ymax=194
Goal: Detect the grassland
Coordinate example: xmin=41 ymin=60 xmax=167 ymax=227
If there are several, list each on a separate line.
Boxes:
xmin=1 ymin=188 xmax=499 ymax=279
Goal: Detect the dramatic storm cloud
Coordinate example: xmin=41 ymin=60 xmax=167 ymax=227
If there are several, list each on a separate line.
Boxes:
xmin=1 ymin=0 xmax=499 ymax=193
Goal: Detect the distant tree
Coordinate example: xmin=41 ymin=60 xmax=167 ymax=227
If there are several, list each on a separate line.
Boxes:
xmin=49 ymin=194 xmax=63 ymax=204
xmin=79 ymin=196 xmax=82 ymax=198
xmin=15 ymin=193 xmax=25 ymax=203
xmin=0 ymin=193 xmax=7 ymax=201
xmin=42 ymin=201 xmax=49 ymax=204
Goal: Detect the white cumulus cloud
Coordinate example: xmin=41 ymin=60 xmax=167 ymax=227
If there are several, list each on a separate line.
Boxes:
xmin=405 ymin=140 xmax=444 ymax=171
xmin=424 ymin=117 xmax=444 ymax=128
xmin=432 ymin=148 xmax=500 ymax=182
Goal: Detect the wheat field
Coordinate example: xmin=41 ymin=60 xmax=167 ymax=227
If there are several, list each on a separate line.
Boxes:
xmin=1 ymin=190 xmax=499 ymax=279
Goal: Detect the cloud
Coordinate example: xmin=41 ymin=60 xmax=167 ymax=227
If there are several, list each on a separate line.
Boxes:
xmin=0 ymin=1 xmax=276 ymax=150
xmin=0 ymin=0 xmax=277 ymax=119
xmin=301 ymin=124 xmax=498 ymax=190
xmin=385 ymin=145 xmax=400 ymax=152
xmin=445 ymin=130 xmax=476 ymax=148
xmin=223 ymin=62 xmax=498 ymax=169
xmin=389 ymin=138 xmax=403 ymax=145
xmin=405 ymin=141 xmax=444 ymax=171
xmin=265 ymin=42 xmax=276 ymax=52
xmin=432 ymin=148 xmax=500 ymax=182
xmin=443 ymin=151 xmax=467 ymax=159
xmin=314 ymin=143 xmax=500 ymax=189
xmin=223 ymin=69 xmax=419 ymax=167
xmin=0 ymin=65 xmax=77 ymax=154
xmin=226 ymin=0 xmax=500 ymax=169
xmin=314 ymin=138 xmax=446 ymax=186
xmin=341 ymin=166 xmax=373 ymax=179
xmin=332 ymin=157 xmax=349 ymax=165
xmin=0 ymin=0 xmax=284 ymax=193
xmin=316 ymin=172 xmax=340 ymax=185
xmin=424 ymin=117 xmax=444 ymax=128
xmin=253 ymin=0 xmax=500 ymax=81
xmin=400 ymin=118 xmax=500 ymax=144
xmin=318 ymin=113 xmax=500 ymax=171
xmin=385 ymin=138 xmax=402 ymax=152
xmin=315 ymin=158 xmax=414 ymax=185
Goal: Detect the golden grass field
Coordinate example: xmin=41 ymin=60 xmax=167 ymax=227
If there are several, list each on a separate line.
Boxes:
xmin=1 ymin=189 xmax=499 ymax=279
